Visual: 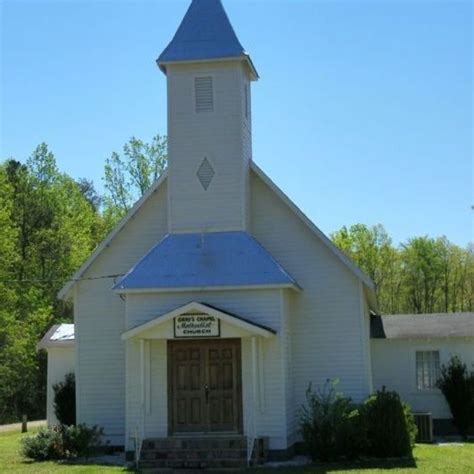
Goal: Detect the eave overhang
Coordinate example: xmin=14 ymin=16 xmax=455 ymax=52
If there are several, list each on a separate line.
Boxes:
xmin=157 ymin=54 xmax=259 ymax=81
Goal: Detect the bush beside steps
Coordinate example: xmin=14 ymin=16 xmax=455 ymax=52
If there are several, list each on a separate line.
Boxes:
xmin=21 ymin=424 xmax=104 ymax=461
xmin=300 ymin=380 xmax=417 ymax=463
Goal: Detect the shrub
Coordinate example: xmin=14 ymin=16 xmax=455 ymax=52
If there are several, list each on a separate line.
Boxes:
xmin=437 ymin=356 xmax=474 ymax=439
xmin=53 ymin=373 xmax=76 ymax=426
xmin=403 ymin=402 xmax=418 ymax=447
xmin=21 ymin=424 xmax=103 ymax=461
xmin=362 ymin=387 xmax=416 ymax=458
xmin=61 ymin=424 xmax=104 ymax=458
xmin=299 ymin=380 xmax=365 ymax=462
xmin=21 ymin=426 xmax=64 ymax=461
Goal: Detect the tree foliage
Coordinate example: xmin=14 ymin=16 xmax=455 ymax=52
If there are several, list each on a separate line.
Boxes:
xmin=0 ymin=145 xmax=103 ymax=423
xmin=300 ymin=380 xmax=364 ymax=462
xmin=53 ymin=373 xmax=76 ymax=426
xmin=21 ymin=424 xmax=104 ymax=461
xmin=437 ymin=356 xmax=474 ymax=439
xmin=103 ymin=134 xmax=167 ymax=226
xmin=299 ymin=382 xmax=416 ymax=461
xmin=331 ymin=224 xmax=473 ymax=314
xmin=362 ymin=387 xmax=416 ymax=458
xmin=0 ymin=137 xmax=167 ymax=424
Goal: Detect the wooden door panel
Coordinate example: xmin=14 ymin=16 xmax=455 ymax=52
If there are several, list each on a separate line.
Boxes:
xmin=223 ymin=396 xmax=234 ymax=423
xmin=190 ymin=397 xmax=201 ymax=424
xmin=169 ymin=342 xmax=207 ymax=432
xmin=205 ymin=340 xmax=242 ymax=433
xmin=168 ymin=339 xmax=242 ymax=434
xmin=223 ymin=362 xmax=233 ymax=389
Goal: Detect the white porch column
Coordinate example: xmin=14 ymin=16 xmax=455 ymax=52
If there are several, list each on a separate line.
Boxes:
xmin=251 ymin=336 xmax=259 ymax=436
xmin=140 ymin=339 xmax=145 ymax=410
xmin=139 ymin=339 xmax=150 ymax=435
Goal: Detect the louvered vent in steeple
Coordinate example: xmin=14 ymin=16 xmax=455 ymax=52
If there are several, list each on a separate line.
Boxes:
xmin=195 ymin=77 xmax=214 ymax=113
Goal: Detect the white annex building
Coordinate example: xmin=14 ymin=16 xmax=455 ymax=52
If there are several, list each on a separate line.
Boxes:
xmin=40 ymin=0 xmax=474 ymax=467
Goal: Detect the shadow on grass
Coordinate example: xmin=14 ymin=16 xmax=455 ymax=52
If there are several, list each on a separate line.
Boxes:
xmin=254 ymin=457 xmax=417 ymax=473
xmin=315 ymin=457 xmax=416 ymax=472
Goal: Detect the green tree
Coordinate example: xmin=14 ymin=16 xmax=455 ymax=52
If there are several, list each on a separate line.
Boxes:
xmin=103 ymin=134 xmax=167 ymax=226
xmin=0 ymin=144 xmax=105 ymax=423
xmin=437 ymin=356 xmax=474 ymax=439
xmin=331 ymin=224 xmax=400 ymax=313
xmin=401 ymin=237 xmax=445 ymax=314
xmin=331 ymin=224 xmax=473 ymax=314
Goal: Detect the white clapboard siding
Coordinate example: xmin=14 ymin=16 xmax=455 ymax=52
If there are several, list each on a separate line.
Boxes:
xmin=371 ymin=338 xmax=474 ymax=418
xmin=167 ymin=61 xmax=252 ymax=233
xmin=249 ymin=169 xmax=372 ymax=444
xmin=126 ymin=289 xmax=280 ymax=331
xmin=125 ymin=289 xmax=290 ymax=450
xmin=74 ymin=181 xmax=168 ymax=445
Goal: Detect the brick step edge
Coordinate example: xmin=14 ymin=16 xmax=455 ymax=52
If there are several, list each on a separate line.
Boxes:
xmin=141 ymin=450 xmax=246 ymax=460
xmin=143 ymin=442 xmax=247 ymax=450
xmin=143 ymin=438 xmax=246 ymax=446
xmin=138 ymin=459 xmax=247 ymax=470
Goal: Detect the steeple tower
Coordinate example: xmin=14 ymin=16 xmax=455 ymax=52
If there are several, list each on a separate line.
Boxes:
xmin=158 ymin=0 xmax=258 ymax=233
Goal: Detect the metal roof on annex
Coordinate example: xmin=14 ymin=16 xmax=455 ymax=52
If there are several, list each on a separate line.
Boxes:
xmin=38 ymin=324 xmax=75 ymax=349
xmin=370 ymin=313 xmax=474 ymax=339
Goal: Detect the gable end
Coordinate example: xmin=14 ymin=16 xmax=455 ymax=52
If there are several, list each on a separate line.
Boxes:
xmin=250 ymin=161 xmax=377 ymax=309
xmin=58 ymin=172 xmax=169 ymax=301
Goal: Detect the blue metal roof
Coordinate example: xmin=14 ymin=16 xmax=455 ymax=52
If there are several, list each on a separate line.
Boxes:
xmin=114 ymin=232 xmax=299 ymax=291
xmin=158 ymin=0 xmax=256 ymax=74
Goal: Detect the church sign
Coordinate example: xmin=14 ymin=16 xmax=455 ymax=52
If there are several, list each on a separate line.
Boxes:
xmin=174 ymin=314 xmax=220 ymax=338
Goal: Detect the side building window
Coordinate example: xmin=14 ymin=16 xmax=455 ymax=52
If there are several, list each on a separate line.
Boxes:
xmin=416 ymin=351 xmax=440 ymax=389
xmin=195 ymin=76 xmax=214 ymax=113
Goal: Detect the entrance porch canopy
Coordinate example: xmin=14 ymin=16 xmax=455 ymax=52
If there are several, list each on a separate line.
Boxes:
xmin=121 ymin=302 xmax=276 ymax=340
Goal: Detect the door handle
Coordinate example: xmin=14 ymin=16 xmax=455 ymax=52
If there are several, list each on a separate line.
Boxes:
xmin=204 ymin=384 xmax=209 ymax=404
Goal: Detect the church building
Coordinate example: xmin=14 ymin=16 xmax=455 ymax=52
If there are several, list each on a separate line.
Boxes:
xmin=41 ymin=0 xmax=473 ymax=468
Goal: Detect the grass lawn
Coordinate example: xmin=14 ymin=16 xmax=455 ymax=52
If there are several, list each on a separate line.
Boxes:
xmin=0 ymin=428 xmax=473 ymax=473
xmin=254 ymin=444 xmax=474 ymax=474
xmin=0 ymin=429 xmax=132 ymax=473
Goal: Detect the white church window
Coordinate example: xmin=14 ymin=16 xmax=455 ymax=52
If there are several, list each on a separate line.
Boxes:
xmin=416 ymin=351 xmax=440 ymax=389
xmin=195 ymin=76 xmax=214 ymax=113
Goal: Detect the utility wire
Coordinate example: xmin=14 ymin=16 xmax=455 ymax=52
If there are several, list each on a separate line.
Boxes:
xmin=0 ymin=274 xmax=124 ymax=284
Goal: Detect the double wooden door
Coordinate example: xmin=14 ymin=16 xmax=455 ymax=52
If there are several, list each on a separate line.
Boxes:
xmin=168 ymin=339 xmax=242 ymax=434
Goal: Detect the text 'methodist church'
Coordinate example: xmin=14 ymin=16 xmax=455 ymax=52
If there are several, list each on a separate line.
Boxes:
xmin=37 ymin=0 xmax=473 ymax=467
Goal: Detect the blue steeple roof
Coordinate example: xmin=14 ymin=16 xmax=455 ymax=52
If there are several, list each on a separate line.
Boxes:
xmin=157 ymin=0 xmax=258 ymax=78
xmin=113 ymin=232 xmax=299 ymax=292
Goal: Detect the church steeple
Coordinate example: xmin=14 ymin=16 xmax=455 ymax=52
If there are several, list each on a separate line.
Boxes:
xmin=160 ymin=0 xmax=256 ymax=233
xmin=157 ymin=0 xmax=258 ymax=80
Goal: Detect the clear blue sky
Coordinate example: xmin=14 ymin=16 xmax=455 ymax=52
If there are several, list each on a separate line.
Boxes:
xmin=1 ymin=0 xmax=472 ymax=246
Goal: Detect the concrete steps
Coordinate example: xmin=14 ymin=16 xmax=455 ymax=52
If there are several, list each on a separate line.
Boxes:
xmin=139 ymin=436 xmax=247 ymax=470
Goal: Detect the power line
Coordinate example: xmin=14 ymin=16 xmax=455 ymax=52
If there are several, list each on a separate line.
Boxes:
xmin=0 ymin=274 xmax=124 ymax=284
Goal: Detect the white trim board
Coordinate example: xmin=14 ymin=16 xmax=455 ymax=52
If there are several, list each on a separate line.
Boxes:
xmin=121 ymin=301 xmax=276 ymax=340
